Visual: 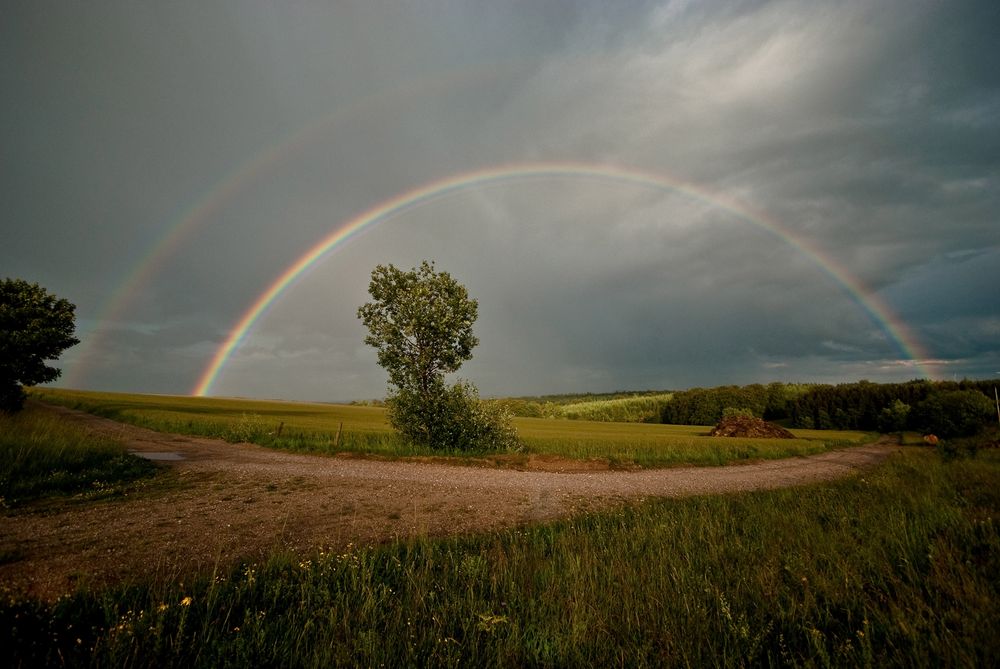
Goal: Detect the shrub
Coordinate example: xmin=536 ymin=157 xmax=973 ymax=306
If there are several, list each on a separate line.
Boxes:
xmin=387 ymin=381 xmax=518 ymax=452
xmin=913 ymin=390 xmax=993 ymax=438
xmin=877 ymin=399 xmax=911 ymax=434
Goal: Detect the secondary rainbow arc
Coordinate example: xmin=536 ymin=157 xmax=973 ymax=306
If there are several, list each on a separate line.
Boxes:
xmin=63 ymin=65 xmax=503 ymax=388
xmin=192 ymin=162 xmax=934 ymax=396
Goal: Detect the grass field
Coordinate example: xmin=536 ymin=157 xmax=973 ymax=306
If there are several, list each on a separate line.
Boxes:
xmin=4 ymin=444 xmax=998 ymax=666
xmin=30 ymin=388 xmax=871 ymax=467
xmin=0 ymin=404 xmax=157 ymax=507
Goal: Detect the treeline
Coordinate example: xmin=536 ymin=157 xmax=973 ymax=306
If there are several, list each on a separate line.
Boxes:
xmin=789 ymin=380 xmax=997 ymax=435
xmin=661 ymin=379 xmax=998 ymax=437
xmin=661 ymin=383 xmax=814 ymax=426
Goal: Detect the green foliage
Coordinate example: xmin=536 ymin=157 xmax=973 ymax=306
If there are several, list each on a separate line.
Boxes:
xmin=666 ymin=380 xmax=997 ymax=434
xmin=721 ymin=406 xmax=755 ymax=420
xmin=504 ymin=390 xmax=675 ymax=422
xmin=357 ymin=261 xmax=478 ymax=395
xmin=493 ymin=397 xmax=561 ymax=419
xmin=790 ymin=379 xmax=997 ymax=431
xmin=0 ymin=278 xmax=79 ymax=412
xmin=358 ymin=262 xmax=515 ymax=451
xmin=560 ymin=393 xmax=673 ymax=423
xmin=877 ymin=399 xmax=911 ymax=434
xmin=913 ymin=389 xmax=994 ymax=438
xmin=0 ymin=405 xmax=156 ymax=506
xmin=387 ymin=380 xmax=518 ymax=452
xmin=663 ymin=383 xmax=812 ymax=426
xmin=6 ymin=450 xmax=999 ymax=666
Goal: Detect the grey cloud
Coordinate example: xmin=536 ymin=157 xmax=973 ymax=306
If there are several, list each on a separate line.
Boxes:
xmin=2 ymin=1 xmax=997 ymax=400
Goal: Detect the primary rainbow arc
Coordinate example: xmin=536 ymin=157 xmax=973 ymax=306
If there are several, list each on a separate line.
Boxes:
xmin=192 ymin=162 xmax=934 ymax=396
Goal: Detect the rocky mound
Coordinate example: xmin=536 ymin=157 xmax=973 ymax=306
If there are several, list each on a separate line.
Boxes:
xmin=709 ymin=416 xmax=796 ymax=439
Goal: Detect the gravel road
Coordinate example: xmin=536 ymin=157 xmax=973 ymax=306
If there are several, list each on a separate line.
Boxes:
xmin=0 ymin=404 xmax=899 ymax=600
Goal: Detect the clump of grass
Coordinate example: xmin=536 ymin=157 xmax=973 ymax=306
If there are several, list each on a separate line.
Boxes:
xmin=0 ymin=406 xmax=157 ymax=506
xmin=4 ymin=449 xmax=998 ymax=665
xmin=221 ymin=413 xmax=271 ymax=443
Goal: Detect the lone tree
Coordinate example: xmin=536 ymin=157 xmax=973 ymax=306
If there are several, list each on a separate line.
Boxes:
xmin=357 ymin=261 xmax=516 ymax=451
xmin=1 ymin=278 xmax=80 ymax=412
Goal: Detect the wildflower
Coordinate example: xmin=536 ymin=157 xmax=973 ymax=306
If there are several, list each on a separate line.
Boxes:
xmin=180 ymin=596 xmax=193 ymax=606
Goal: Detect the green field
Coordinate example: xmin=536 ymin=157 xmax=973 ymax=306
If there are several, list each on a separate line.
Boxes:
xmin=6 ymin=388 xmax=997 ymax=665
xmin=0 ymin=404 xmax=157 ymax=507
xmin=30 ymin=388 xmax=871 ymax=467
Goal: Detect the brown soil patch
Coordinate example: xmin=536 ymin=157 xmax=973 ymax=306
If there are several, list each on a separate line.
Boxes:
xmin=1 ymin=403 xmax=899 ymax=601
xmin=709 ymin=416 xmax=797 ymax=438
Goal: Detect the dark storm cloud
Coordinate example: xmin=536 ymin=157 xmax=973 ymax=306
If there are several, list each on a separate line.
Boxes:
xmin=2 ymin=0 xmax=997 ymax=399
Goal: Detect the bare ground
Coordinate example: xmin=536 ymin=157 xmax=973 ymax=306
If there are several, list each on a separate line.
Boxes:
xmin=1 ymin=404 xmax=900 ymax=601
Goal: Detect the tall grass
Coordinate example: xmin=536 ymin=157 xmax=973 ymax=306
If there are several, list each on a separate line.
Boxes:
xmin=5 ymin=449 xmax=998 ymax=666
xmin=0 ymin=405 xmax=157 ymax=506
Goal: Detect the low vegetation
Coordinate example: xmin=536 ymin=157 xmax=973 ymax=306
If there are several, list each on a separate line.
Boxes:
xmin=559 ymin=392 xmax=673 ymax=423
xmin=29 ymin=388 xmax=868 ymax=468
xmin=4 ymin=447 xmax=998 ymax=666
xmin=0 ymin=404 xmax=156 ymax=507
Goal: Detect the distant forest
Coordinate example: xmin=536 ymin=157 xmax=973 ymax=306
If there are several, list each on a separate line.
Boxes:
xmin=661 ymin=379 xmax=998 ymax=436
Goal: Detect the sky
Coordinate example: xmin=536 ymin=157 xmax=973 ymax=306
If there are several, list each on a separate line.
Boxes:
xmin=2 ymin=0 xmax=998 ymax=402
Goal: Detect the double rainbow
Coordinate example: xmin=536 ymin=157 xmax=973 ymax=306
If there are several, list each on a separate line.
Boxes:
xmin=191 ymin=162 xmax=934 ymax=396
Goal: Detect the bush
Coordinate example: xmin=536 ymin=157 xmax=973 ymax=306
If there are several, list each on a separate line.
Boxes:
xmin=387 ymin=380 xmax=518 ymax=452
xmin=913 ymin=390 xmax=994 ymax=438
xmin=877 ymin=399 xmax=911 ymax=434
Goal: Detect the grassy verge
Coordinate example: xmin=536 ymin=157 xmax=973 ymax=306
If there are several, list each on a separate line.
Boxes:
xmin=30 ymin=388 xmax=872 ymax=467
xmin=3 ymin=448 xmax=997 ymax=666
xmin=0 ymin=405 xmax=158 ymax=508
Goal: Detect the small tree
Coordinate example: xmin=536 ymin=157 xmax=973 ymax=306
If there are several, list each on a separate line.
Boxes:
xmin=357 ymin=261 xmax=516 ymax=450
xmin=912 ymin=389 xmax=993 ymax=439
xmin=877 ymin=399 xmax=911 ymax=435
xmin=1 ymin=278 xmax=80 ymax=412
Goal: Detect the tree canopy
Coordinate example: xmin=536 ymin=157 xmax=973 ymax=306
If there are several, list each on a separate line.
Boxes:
xmin=1 ymin=278 xmax=79 ymax=412
xmin=357 ymin=261 xmax=515 ymax=451
xmin=358 ymin=261 xmax=478 ymax=398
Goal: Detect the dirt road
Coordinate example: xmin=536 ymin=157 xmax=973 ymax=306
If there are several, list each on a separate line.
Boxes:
xmin=0 ymin=404 xmax=900 ymax=600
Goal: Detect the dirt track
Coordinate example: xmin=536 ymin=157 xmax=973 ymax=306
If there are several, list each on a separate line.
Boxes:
xmin=1 ymin=404 xmax=900 ymax=601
